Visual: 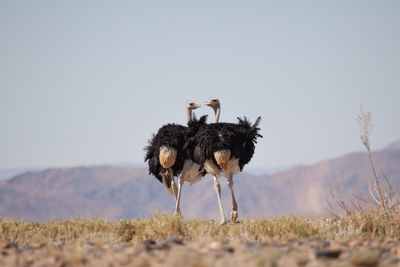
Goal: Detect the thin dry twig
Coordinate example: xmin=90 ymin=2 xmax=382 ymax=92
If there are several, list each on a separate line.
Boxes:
xmin=368 ymin=178 xmax=381 ymax=207
xmin=381 ymin=170 xmax=400 ymax=209
xmin=357 ymin=105 xmax=387 ymax=212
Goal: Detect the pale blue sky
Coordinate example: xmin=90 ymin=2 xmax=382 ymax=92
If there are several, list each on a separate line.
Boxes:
xmin=1 ymin=1 xmax=399 ymax=169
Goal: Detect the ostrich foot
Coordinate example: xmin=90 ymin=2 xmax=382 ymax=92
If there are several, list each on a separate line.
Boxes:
xmin=174 ymin=210 xmax=182 ymax=217
xmin=230 ymin=210 xmax=238 ymax=223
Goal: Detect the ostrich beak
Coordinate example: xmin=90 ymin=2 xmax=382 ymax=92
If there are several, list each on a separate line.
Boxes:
xmin=193 ymin=103 xmax=201 ymax=109
xmin=204 ymin=100 xmax=212 ymax=107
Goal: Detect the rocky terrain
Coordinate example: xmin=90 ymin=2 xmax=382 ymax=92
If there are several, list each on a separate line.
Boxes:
xmin=1 ymin=214 xmax=399 ymax=267
xmin=1 ymin=236 xmax=400 ymax=267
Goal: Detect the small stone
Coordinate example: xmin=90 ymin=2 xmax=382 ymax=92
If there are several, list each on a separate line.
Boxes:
xmin=223 ymin=246 xmax=235 ymax=253
xmin=164 ymin=235 xmax=183 ymax=245
xmin=245 ymin=241 xmax=256 ymax=248
xmin=350 ymin=249 xmax=379 ymax=266
xmin=5 ymin=242 xmax=18 ymax=249
xmin=143 ymin=239 xmax=156 ymax=246
xmin=315 ymin=249 xmax=342 ymax=258
xmin=140 ymin=239 xmax=157 ymax=251
xmin=208 ymin=241 xmax=223 ymax=250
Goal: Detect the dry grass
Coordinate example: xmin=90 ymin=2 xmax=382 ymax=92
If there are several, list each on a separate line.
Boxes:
xmin=1 ymin=211 xmax=400 ymax=247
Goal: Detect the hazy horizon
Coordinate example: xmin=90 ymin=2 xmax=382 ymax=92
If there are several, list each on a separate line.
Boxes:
xmin=1 ymin=1 xmax=400 ymax=170
xmin=1 ymin=138 xmax=398 ymax=181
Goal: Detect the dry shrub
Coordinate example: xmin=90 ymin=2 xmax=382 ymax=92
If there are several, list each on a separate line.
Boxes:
xmin=326 ymin=106 xmax=400 ymax=239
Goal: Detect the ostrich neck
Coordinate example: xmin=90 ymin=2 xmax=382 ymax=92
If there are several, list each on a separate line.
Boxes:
xmin=186 ymin=108 xmax=193 ymax=122
xmin=214 ymin=107 xmax=220 ymax=123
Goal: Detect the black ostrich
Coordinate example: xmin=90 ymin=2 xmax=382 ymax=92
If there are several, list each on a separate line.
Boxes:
xmin=185 ymin=98 xmax=262 ymax=224
xmin=161 ymin=99 xmax=222 ymax=217
xmin=144 ymin=100 xmax=200 ymax=215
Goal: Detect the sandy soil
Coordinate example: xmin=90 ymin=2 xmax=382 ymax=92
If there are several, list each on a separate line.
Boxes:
xmin=1 ymin=236 xmax=399 ymax=267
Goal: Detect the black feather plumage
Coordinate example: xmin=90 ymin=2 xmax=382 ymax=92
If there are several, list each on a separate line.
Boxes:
xmin=144 ymin=123 xmax=187 ymax=186
xmin=144 ymin=115 xmax=209 ymax=187
xmin=185 ymin=116 xmax=262 ymax=171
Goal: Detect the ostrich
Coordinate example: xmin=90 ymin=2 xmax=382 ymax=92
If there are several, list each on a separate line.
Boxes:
xmin=172 ymin=100 xmax=223 ymax=217
xmin=153 ymin=99 xmax=222 ymax=217
xmin=144 ymin=101 xmax=200 ymax=215
xmin=186 ymin=99 xmax=262 ymax=224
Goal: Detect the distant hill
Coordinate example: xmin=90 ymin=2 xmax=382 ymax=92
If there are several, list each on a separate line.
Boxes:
xmin=0 ymin=167 xmax=45 ymax=180
xmin=0 ymin=140 xmax=399 ymax=221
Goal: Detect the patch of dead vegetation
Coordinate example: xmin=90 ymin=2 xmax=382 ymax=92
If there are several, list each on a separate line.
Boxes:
xmin=1 ymin=211 xmax=399 ymax=247
xmin=0 ymin=213 xmax=400 ymax=266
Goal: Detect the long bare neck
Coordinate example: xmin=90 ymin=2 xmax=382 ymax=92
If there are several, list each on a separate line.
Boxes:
xmin=186 ymin=107 xmax=192 ymax=122
xmin=214 ymin=106 xmax=220 ymax=123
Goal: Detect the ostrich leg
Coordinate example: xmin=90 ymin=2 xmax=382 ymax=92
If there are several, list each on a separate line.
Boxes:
xmin=227 ymin=175 xmax=238 ymax=223
xmin=174 ymin=173 xmax=184 ymax=216
xmin=213 ymin=176 xmax=227 ymax=225
xmin=169 ymin=168 xmax=179 ymax=204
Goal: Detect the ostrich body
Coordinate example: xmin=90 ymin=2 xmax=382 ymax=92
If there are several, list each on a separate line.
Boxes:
xmin=144 ymin=101 xmax=201 ymax=215
xmin=186 ymin=98 xmax=262 ymax=224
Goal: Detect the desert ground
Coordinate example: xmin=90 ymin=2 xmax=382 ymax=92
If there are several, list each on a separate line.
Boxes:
xmin=1 ymin=212 xmax=399 ymax=267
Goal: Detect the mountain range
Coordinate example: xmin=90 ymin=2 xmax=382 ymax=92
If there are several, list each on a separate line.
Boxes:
xmin=0 ymin=140 xmax=399 ymax=221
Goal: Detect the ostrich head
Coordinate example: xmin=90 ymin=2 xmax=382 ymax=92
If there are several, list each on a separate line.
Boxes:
xmin=186 ymin=100 xmax=200 ymax=122
xmin=205 ymin=98 xmax=221 ymax=123
xmin=205 ymin=98 xmax=220 ymax=112
xmin=186 ymin=100 xmax=201 ymax=111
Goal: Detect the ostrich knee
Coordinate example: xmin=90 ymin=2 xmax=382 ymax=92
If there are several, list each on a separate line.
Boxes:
xmin=170 ymin=177 xmax=178 ymax=201
xmin=214 ymin=178 xmax=221 ymax=193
